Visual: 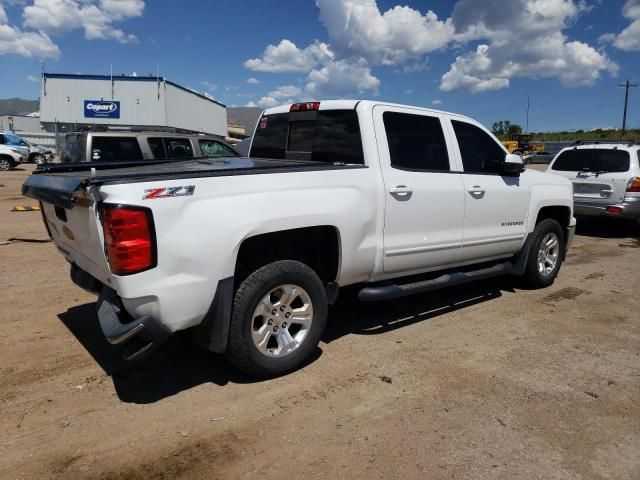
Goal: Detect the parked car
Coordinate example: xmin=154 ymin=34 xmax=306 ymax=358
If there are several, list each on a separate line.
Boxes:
xmin=0 ymin=132 xmax=53 ymax=165
xmin=60 ymin=131 xmax=239 ymax=163
xmin=0 ymin=144 xmax=26 ymax=170
xmin=546 ymin=141 xmax=640 ymax=223
xmin=23 ymin=100 xmax=575 ymax=377
xmin=524 ymin=151 xmax=555 ymax=164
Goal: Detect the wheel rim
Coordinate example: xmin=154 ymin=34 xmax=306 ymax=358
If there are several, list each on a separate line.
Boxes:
xmin=251 ymin=284 xmax=313 ymax=358
xmin=34 ymin=155 xmax=45 ymax=165
xmin=0 ymin=160 xmax=9 ymax=171
xmin=537 ymin=232 xmax=560 ymax=276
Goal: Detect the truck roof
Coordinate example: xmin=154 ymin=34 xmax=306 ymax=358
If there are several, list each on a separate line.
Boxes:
xmin=262 ymin=100 xmax=474 ymax=123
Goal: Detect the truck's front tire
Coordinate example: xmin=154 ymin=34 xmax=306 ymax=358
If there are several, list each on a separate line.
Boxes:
xmin=225 ymin=260 xmax=328 ymax=378
xmin=522 ymin=218 xmax=565 ymax=288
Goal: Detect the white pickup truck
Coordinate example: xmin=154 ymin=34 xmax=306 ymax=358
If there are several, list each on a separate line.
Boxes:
xmin=23 ymin=100 xmax=576 ymax=377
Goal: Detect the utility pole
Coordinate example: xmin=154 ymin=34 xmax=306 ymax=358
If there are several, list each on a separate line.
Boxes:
xmin=619 ymin=80 xmax=638 ymax=138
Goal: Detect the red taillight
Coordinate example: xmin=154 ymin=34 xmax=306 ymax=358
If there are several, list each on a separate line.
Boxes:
xmin=101 ymin=205 xmax=155 ymax=275
xmin=290 ymin=102 xmax=320 ymax=112
xmin=626 ymin=177 xmax=640 ymax=193
xmin=605 ymin=206 xmax=622 ymax=215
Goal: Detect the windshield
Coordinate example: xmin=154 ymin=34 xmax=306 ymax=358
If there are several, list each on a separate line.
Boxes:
xmin=5 ymin=133 xmax=24 ymax=146
xmin=552 ymin=148 xmax=630 ymax=172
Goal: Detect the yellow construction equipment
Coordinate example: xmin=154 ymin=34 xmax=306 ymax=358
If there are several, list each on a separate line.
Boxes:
xmin=502 ymin=133 xmax=544 ymax=156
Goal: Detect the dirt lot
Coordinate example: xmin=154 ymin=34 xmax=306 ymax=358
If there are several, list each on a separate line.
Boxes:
xmin=1 ymin=164 xmax=639 ymax=480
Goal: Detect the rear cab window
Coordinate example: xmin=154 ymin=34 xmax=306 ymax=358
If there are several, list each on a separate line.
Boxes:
xmin=250 ymin=109 xmax=364 ymax=165
xmin=552 ymin=149 xmax=630 ymax=172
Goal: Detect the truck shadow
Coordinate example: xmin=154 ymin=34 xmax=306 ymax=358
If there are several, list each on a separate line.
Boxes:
xmin=58 ymin=277 xmax=512 ymax=404
xmin=324 ymin=277 xmax=511 ymax=343
xmin=575 ymin=216 xmax=640 ymax=239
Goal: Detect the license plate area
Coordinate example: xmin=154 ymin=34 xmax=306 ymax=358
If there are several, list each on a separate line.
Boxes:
xmin=573 ymin=182 xmax=612 ymax=197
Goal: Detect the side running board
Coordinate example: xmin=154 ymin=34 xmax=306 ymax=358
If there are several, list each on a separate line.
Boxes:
xmin=358 ymin=261 xmax=515 ymax=302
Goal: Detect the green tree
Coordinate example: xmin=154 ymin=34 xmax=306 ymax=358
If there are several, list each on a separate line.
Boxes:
xmin=507 ymin=123 xmax=523 ymax=135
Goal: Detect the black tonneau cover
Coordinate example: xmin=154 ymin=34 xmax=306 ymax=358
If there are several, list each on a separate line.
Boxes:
xmin=22 ymin=156 xmax=364 ymax=209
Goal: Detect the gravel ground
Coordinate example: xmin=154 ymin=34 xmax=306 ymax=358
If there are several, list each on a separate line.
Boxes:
xmin=1 ymin=164 xmax=639 ymax=480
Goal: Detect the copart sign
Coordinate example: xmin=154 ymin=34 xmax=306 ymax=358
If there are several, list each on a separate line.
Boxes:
xmin=84 ymin=100 xmax=120 ymax=119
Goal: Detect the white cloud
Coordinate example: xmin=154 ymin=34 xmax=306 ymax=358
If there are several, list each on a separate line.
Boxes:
xmin=257 ymin=85 xmax=303 ymax=108
xmin=244 ymin=39 xmax=334 ymax=73
xmin=202 ymin=80 xmax=217 ymax=92
xmin=305 ymin=59 xmax=380 ymax=97
xmin=244 ymin=0 xmax=619 ymax=97
xmin=0 ymin=4 xmax=60 ymax=58
xmin=247 ymin=77 xmax=260 ymax=84
xmin=23 ymin=0 xmax=143 ymax=44
xmin=432 ymin=99 xmax=443 ymax=105
xmin=601 ymin=0 xmax=640 ymax=51
xmin=399 ymin=60 xmax=428 ymax=74
xmin=245 ymin=101 xmax=258 ymax=107
xmin=316 ymin=0 xmax=454 ymax=65
xmin=26 ymin=74 xmax=40 ymax=82
xmin=440 ymin=0 xmax=617 ymax=92
xmin=100 ymin=0 xmax=144 ymax=19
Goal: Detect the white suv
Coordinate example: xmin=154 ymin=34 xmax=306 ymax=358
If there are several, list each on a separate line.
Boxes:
xmin=547 ymin=141 xmax=640 ymax=223
xmin=0 ymin=144 xmax=26 ymax=170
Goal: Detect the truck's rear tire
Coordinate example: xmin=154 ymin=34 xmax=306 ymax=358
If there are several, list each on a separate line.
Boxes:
xmin=225 ymin=260 xmax=328 ymax=378
xmin=522 ymin=218 xmax=565 ymax=288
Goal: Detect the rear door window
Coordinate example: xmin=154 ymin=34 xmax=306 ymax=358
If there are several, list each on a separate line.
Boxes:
xmin=382 ymin=111 xmax=450 ymax=171
xmin=165 ymin=138 xmax=193 ymax=158
xmin=147 ymin=137 xmax=194 ymax=159
xmin=552 ymin=149 xmax=630 ymax=172
xmin=90 ymin=137 xmax=143 ymax=162
xmin=250 ymin=110 xmax=364 ymax=164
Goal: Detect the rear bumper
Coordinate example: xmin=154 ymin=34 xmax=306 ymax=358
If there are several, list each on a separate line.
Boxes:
xmin=574 ymin=197 xmax=640 ymax=220
xmin=70 ymin=264 xmax=171 ymax=360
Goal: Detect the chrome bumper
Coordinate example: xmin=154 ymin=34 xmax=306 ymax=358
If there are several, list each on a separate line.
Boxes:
xmin=574 ymin=197 xmax=640 ymax=220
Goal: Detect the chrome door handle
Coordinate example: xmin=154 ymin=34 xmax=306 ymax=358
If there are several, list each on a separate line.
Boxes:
xmin=389 ymin=185 xmax=413 ymax=195
xmin=467 ymin=185 xmax=485 ymax=194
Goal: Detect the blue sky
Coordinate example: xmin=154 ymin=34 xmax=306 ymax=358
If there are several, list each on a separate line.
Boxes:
xmin=0 ymin=0 xmax=639 ymax=131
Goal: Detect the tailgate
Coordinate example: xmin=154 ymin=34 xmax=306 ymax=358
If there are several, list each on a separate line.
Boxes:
xmin=572 ymin=173 xmax=628 ymax=204
xmin=23 ymin=174 xmax=110 ymax=284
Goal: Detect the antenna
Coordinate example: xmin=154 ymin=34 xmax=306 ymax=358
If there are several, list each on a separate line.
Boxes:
xmin=526 ymin=95 xmax=530 ymax=132
xmin=156 ymin=63 xmax=160 ymax=100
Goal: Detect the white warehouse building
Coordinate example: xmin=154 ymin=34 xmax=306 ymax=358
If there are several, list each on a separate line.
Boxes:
xmin=39 ymin=73 xmax=227 ymax=137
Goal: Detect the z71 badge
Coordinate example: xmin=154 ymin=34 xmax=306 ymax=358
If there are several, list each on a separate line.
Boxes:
xmin=143 ymin=185 xmax=195 ymax=200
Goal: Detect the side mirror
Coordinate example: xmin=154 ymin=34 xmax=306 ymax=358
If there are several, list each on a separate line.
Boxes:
xmin=502 ymin=153 xmax=524 ymax=176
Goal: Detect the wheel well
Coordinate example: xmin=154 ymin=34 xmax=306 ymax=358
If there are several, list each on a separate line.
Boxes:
xmin=536 ymin=206 xmax=570 ymax=234
xmin=234 ymin=226 xmax=340 ymax=286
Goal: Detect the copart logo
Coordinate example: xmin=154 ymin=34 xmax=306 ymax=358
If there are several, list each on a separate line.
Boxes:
xmin=143 ymin=185 xmax=195 ymax=200
xmin=85 ymin=102 xmax=118 ymax=113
